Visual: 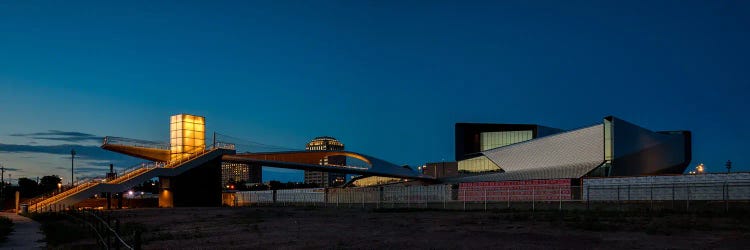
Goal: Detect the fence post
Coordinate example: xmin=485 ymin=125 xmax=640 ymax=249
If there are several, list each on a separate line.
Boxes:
xmin=649 ymin=183 xmax=653 ymax=212
xmin=273 ymin=189 xmax=277 ymax=204
xmin=483 ymin=188 xmax=487 ymax=211
xmin=443 ymin=186 xmax=447 ymax=210
xmin=462 ymin=188 xmax=466 ymax=212
xmin=627 ymin=184 xmax=631 ymax=201
xmin=685 ymin=183 xmax=690 ymax=212
xmin=672 ymin=182 xmax=675 ymax=210
xmin=617 ymin=185 xmax=621 ymax=211
xmin=507 ymin=186 xmax=511 ymax=209
xmin=377 ymin=187 xmax=382 ymax=209
xmin=531 ymin=186 xmax=535 ymax=213
xmin=686 ymin=183 xmax=690 ymax=212
xmin=724 ymin=182 xmax=729 ymax=213
xmin=586 ymin=185 xmax=590 ymax=210
xmin=558 ymin=186 xmax=562 ymax=212
xmin=406 ymin=187 xmax=411 ymax=208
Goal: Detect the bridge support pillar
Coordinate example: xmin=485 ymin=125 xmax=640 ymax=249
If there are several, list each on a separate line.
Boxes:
xmin=158 ymin=157 xmax=222 ymax=207
xmin=106 ymin=192 xmax=112 ymax=210
xmin=158 ymin=177 xmax=174 ymax=208
xmin=117 ymin=192 xmax=123 ymax=209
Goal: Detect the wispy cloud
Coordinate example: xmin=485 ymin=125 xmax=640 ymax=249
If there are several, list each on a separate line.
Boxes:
xmin=0 ymin=143 xmax=140 ymax=168
xmin=10 ymin=130 xmax=102 ymax=143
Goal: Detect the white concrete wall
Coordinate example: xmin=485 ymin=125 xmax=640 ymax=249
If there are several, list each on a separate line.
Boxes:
xmin=583 ymin=173 xmax=750 ymax=201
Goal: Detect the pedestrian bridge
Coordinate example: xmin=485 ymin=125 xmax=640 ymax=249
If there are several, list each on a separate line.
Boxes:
xmin=24 ymin=135 xmax=432 ymax=211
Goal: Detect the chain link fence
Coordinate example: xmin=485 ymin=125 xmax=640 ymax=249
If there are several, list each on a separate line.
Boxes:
xmin=226 ymin=181 xmax=750 ymax=212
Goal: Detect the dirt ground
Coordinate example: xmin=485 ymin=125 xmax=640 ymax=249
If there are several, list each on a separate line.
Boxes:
xmin=82 ymin=206 xmax=749 ymax=250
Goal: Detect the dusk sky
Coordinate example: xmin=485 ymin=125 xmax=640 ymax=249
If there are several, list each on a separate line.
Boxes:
xmin=1 ymin=1 xmax=748 ymax=183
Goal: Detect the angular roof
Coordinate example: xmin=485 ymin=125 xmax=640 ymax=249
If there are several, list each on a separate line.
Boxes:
xmin=451 ymin=124 xmax=605 ymax=182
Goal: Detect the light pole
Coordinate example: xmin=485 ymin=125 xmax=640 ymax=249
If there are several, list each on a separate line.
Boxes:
xmin=726 ymin=160 xmax=732 ymax=174
xmin=57 ymin=182 xmax=62 ymax=194
xmin=71 ymin=149 xmax=76 ymax=186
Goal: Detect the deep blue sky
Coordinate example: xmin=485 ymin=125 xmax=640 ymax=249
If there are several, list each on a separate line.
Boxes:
xmin=1 ymin=1 xmax=748 ymax=182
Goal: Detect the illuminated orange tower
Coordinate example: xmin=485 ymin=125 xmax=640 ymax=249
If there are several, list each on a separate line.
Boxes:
xmin=169 ymin=114 xmax=206 ymax=162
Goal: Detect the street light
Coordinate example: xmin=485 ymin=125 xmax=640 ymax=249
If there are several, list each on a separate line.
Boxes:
xmin=57 ymin=182 xmax=62 ymax=193
xmin=71 ymin=149 xmax=76 ymax=186
xmin=726 ymin=160 xmax=732 ymax=173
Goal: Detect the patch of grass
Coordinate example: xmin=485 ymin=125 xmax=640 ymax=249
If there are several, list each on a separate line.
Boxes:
xmin=565 ymin=215 xmax=613 ymax=231
xmin=372 ymin=208 xmax=441 ymax=213
xmin=30 ymin=212 xmax=94 ymax=246
xmin=119 ymin=221 xmax=148 ymax=235
xmin=644 ymin=220 xmax=673 ymax=235
xmin=0 ymin=216 xmax=13 ymax=243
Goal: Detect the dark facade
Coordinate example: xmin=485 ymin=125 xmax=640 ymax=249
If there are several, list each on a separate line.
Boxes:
xmin=455 ymin=123 xmax=563 ymax=161
xmin=604 ymin=116 xmax=692 ymax=176
xmin=423 ymin=162 xmax=458 ymax=178
xmin=304 ymin=136 xmax=347 ymax=187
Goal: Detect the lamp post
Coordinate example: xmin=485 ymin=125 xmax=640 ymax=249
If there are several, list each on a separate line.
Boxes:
xmin=57 ymin=182 xmax=62 ymax=194
xmin=726 ymin=160 xmax=732 ymax=174
xmin=71 ymin=149 xmax=76 ymax=186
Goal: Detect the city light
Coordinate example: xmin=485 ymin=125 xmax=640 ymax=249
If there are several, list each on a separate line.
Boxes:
xmin=689 ymin=163 xmax=706 ymax=175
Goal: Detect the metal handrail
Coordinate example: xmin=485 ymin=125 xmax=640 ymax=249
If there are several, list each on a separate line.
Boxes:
xmin=30 ymin=182 xmax=99 ymax=211
xmin=83 ymin=210 xmax=135 ymax=250
xmin=108 ymin=162 xmax=163 ymax=184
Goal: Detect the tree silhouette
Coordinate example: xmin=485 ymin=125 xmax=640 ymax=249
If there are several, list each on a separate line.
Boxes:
xmin=17 ymin=177 xmax=38 ymax=198
xmin=39 ymin=175 xmax=62 ymax=194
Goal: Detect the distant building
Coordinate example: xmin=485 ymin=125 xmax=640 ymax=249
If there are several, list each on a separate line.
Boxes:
xmin=304 ymin=136 xmax=347 ymax=187
xmin=221 ymin=162 xmax=261 ymax=185
xmin=422 ymin=162 xmax=458 ymax=178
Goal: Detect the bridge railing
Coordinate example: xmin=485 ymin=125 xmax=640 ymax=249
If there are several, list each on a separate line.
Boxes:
xmin=29 ymin=181 xmax=100 ymax=212
xmin=108 ymin=162 xmax=164 ymax=184
xmin=164 ymin=142 xmax=235 ymax=168
xmin=102 ymin=136 xmax=169 ymax=150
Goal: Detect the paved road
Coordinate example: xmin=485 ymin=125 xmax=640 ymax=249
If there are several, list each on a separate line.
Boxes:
xmin=0 ymin=212 xmax=44 ymax=249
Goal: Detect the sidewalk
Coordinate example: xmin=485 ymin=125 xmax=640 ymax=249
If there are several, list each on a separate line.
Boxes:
xmin=0 ymin=212 xmax=44 ymax=249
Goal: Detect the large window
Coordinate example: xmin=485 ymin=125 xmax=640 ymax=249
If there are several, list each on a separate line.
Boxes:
xmin=480 ymin=130 xmax=533 ymax=151
xmin=458 ymin=155 xmax=502 ymax=173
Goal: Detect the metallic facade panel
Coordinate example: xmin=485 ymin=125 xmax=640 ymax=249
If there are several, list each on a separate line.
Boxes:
xmin=483 ymin=124 xmax=604 ymax=172
xmin=454 ymin=124 xmax=605 ymax=182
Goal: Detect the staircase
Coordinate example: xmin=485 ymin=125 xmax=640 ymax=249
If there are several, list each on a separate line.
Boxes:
xmin=25 ymin=143 xmax=235 ymax=213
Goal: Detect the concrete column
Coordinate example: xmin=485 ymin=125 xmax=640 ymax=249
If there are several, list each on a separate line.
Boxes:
xmin=117 ymin=192 xmax=123 ymax=209
xmin=158 ymin=177 xmax=174 ymax=208
xmin=106 ymin=192 xmax=112 ymax=210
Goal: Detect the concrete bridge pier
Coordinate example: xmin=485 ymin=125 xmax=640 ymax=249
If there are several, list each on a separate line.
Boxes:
xmin=158 ymin=158 xmax=223 ymax=207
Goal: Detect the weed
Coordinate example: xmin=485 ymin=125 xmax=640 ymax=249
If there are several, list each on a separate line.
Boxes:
xmin=0 ymin=216 xmax=12 ymax=243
